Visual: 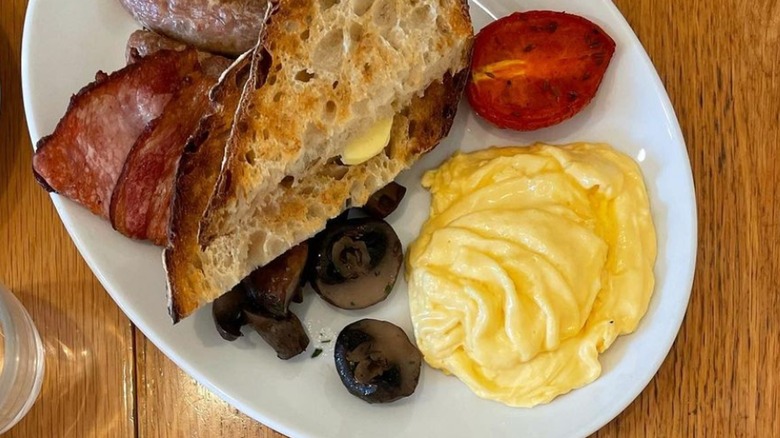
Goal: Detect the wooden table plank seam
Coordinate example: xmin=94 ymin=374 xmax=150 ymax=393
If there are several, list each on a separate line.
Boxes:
xmin=2 ymin=0 xmax=779 ymax=436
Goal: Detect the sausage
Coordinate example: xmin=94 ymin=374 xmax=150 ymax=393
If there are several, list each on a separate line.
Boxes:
xmin=126 ymin=29 xmax=188 ymax=63
xmin=118 ymin=0 xmax=269 ymax=56
xmin=126 ymin=29 xmax=233 ymax=78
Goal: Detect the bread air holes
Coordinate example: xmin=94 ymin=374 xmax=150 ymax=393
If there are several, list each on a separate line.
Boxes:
xmin=298 ymin=185 xmax=314 ymax=197
xmin=244 ymin=150 xmax=257 ymax=166
xmin=280 ymin=176 xmax=295 ymax=188
xmin=407 ymin=119 xmax=417 ymax=138
xmin=246 ymin=230 xmax=270 ymax=265
xmin=436 ymin=14 xmax=450 ymax=33
xmin=300 ymin=29 xmax=310 ymax=41
xmin=349 ymin=22 xmax=365 ymax=44
xmin=303 ymin=122 xmax=320 ymax=147
xmin=284 ymin=20 xmax=301 ymax=33
xmin=255 ymin=50 xmax=273 ymax=90
xmin=352 ymin=0 xmax=373 ymax=16
xmin=320 ymin=0 xmax=339 ymax=10
xmin=295 ymin=69 xmax=316 ymax=83
xmin=305 ymin=157 xmax=323 ymax=171
xmin=326 ymin=165 xmax=349 ymax=181
xmin=383 ymin=28 xmax=404 ymax=52
xmin=353 ymin=98 xmax=368 ymax=114
xmin=410 ymin=5 xmax=433 ymax=28
xmin=266 ymin=61 xmax=283 ymax=86
xmin=324 ymin=100 xmax=337 ymax=121
xmin=324 ymin=158 xmax=348 ymax=180
xmin=313 ymin=29 xmax=345 ymax=71
xmin=373 ymin=0 xmax=397 ymax=28
xmin=273 ymin=91 xmax=284 ymax=102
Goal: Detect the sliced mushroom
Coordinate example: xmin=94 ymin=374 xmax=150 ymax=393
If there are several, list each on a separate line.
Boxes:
xmin=364 ymin=182 xmax=407 ymax=219
xmin=242 ymin=242 xmax=309 ymax=318
xmin=312 ymin=218 xmax=402 ymax=309
xmin=244 ymin=309 xmax=310 ymax=360
xmin=334 ymin=319 xmax=422 ymax=403
xmin=211 ymin=286 xmax=247 ymax=341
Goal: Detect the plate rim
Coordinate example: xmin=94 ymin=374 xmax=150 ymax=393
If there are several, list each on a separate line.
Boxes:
xmin=20 ymin=0 xmax=698 ymax=436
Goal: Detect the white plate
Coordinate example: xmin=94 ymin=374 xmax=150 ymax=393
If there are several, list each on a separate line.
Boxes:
xmin=22 ymin=1 xmax=697 ymax=437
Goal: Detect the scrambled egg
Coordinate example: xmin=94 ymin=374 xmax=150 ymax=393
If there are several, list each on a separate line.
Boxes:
xmin=406 ymin=143 xmax=657 ymax=407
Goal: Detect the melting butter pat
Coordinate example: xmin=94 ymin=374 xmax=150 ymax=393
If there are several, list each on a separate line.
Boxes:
xmin=341 ymin=117 xmax=394 ymax=165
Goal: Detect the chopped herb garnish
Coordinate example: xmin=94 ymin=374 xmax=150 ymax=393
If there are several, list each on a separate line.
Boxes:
xmin=321 ymin=339 xmax=331 ymax=343
xmin=311 ymin=348 xmax=323 ymax=358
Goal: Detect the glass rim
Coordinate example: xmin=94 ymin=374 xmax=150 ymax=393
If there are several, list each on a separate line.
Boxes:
xmin=0 ymin=284 xmax=45 ymax=434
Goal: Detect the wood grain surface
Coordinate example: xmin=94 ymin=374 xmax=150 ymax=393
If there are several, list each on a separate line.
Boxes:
xmin=0 ymin=3 xmax=136 ymax=437
xmin=1 ymin=0 xmax=778 ymax=436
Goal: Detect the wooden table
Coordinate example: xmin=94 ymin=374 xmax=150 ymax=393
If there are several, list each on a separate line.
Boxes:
xmin=1 ymin=0 xmax=778 ymax=436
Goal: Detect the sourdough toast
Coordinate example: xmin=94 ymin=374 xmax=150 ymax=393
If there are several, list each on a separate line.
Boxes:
xmin=165 ymin=0 xmax=473 ymax=321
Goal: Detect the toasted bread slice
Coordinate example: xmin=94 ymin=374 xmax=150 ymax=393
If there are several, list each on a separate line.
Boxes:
xmin=201 ymin=0 xmax=472 ymax=244
xmin=165 ymin=2 xmax=276 ymax=322
xmin=164 ymin=52 xmax=258 ymax=322
xmin=165 ymin=0 xmax=473 ymax=321
xmin=167 ymin=69 xmax=468 ymax=321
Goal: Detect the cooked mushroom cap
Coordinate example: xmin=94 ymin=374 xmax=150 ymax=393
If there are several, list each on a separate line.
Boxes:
xmin=212 ymin=286 xmax=247 ymax=341
xmin=334 ymin=319 xmax=422 ymax=403
xmin=313 ymin=218 xmax=402 ymax=309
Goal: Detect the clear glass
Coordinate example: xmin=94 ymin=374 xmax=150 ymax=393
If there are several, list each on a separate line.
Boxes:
xmin=0 ymin=284 xmax=45 ymax=434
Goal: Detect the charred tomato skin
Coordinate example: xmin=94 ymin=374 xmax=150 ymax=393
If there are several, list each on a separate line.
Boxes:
xmin=467 ymin=10 xmax=616 ymax=131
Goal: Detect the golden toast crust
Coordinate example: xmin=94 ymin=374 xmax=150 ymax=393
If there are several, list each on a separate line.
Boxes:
xmin=164 ymin=0 xmax=473 ymax=321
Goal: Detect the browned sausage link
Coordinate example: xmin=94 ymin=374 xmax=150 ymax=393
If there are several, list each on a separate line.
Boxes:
xmin=118 ymin=0 xmax=268 ymax=56
xmin=126 ymin=29 xmax=233 ymax=78
xmin=126 ymin=29 xmax=188 ymax=63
